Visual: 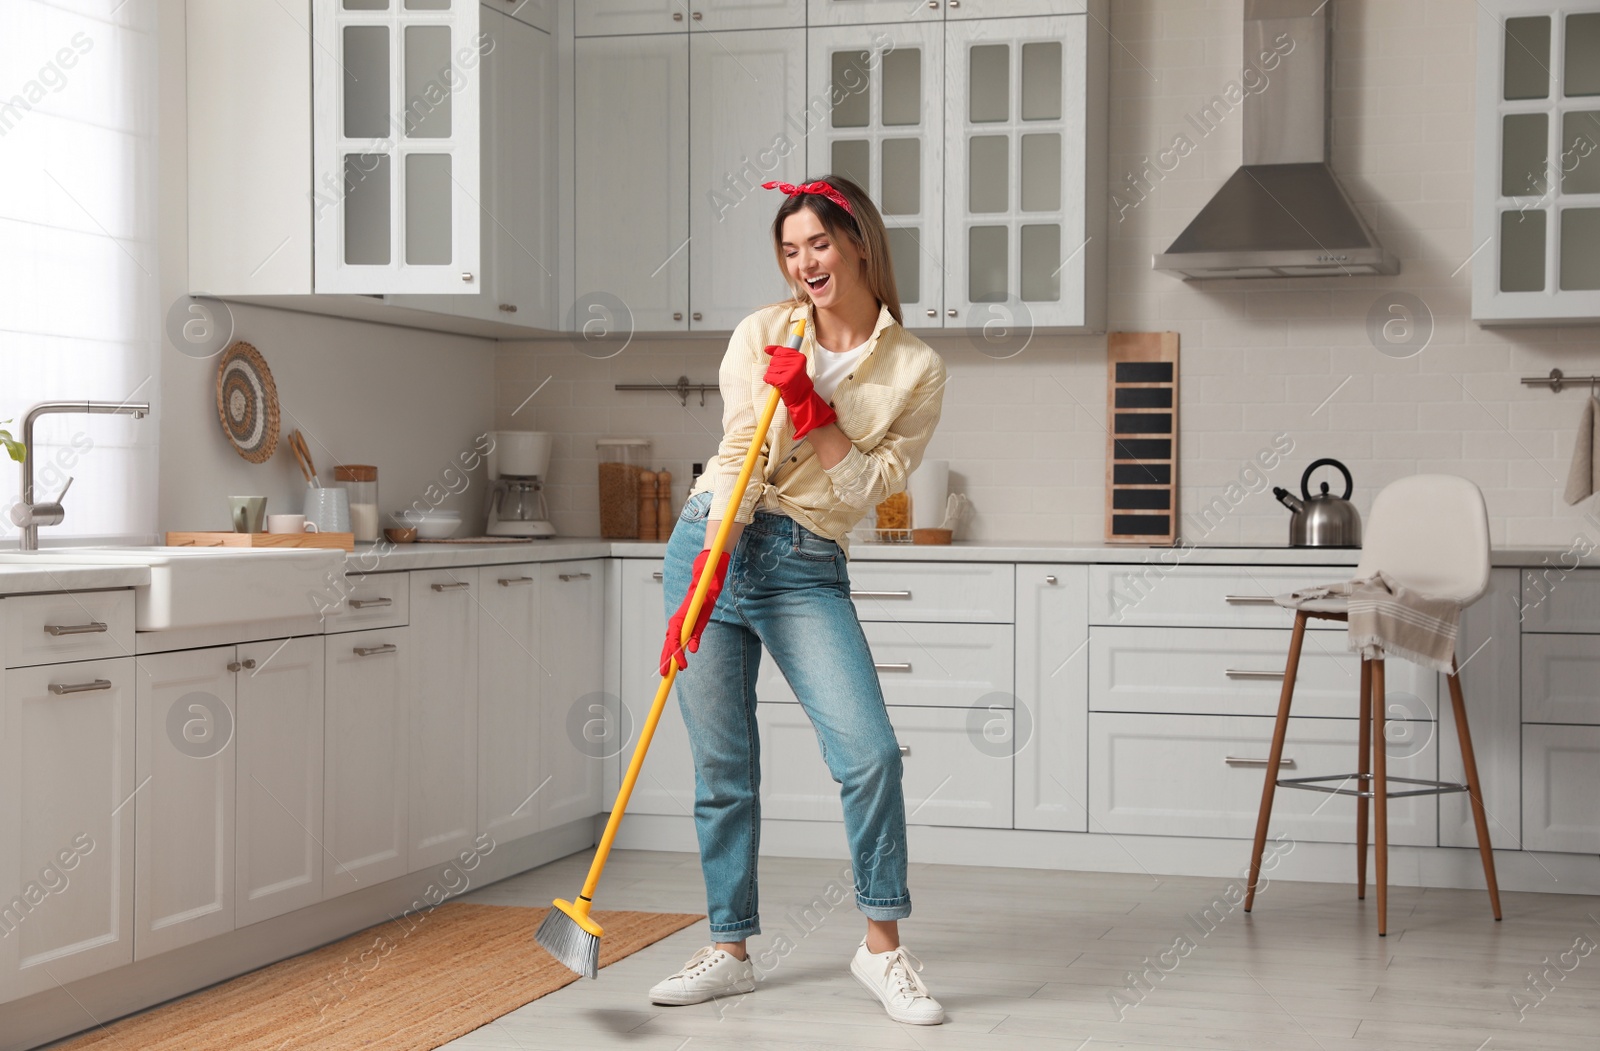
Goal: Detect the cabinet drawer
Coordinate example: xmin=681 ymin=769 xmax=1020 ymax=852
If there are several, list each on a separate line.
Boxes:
xmin=846 ymin=562 xmax=1013 ymax=623
xmin=327 ymin=572 xmax=409 ymax=634
xmin=758 ymin=705 xmax=1011 ymax=829
xmin=1522 ymin=724 xmax=1600 ymax=854
xmin=1088 ymin=713 xmax=1438 ymax=846
xmin=5 ymin=590 xmax=134 ymax=668
xmin=1088 ymin=565 xmax=1345 ymax=630
xmin=1522 ymin=633 xmax=1600 ymax=724
xmin=1090 ymin=626 xmax=1437 ymax=720
xmin=756 ymin=622 xmax=1013 ymax=709
xmin=1521 ymin=569 xmax=1600 ymax=632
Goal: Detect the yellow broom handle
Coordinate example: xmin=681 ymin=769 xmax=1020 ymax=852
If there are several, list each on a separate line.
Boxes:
xmin=578 ymin=319 xmax=803 ymax=903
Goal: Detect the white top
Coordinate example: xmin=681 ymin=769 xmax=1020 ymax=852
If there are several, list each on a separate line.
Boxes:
xmin=810 ymin=339 xmax=871 ymax=402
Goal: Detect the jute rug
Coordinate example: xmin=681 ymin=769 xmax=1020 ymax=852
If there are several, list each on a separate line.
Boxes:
xmin=54 ymin=904 xmax=702 ymax=1050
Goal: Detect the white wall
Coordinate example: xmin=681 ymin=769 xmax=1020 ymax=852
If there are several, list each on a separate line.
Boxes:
xmin=156 ymin=0 xmax=497 ymax=538
xmin=499 ymin=0 xmax=1600 ymax=547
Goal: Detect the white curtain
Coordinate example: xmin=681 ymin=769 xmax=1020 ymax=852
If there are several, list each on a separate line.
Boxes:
xmin=0 ymin=0 xmax=160 ymax=545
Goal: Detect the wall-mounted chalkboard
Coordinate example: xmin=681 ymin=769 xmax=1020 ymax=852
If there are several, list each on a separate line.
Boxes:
xmin=1105 ymin=332 xmax=1179 ymax=544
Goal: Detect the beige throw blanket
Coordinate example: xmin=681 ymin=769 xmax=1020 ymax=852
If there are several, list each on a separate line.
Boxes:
xmin=1291 ymin=572 xmax=1460 ymax=673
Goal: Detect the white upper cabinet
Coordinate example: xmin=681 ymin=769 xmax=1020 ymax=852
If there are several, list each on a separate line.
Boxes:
xmin=575 ymin=34 xmax=692 ymax=331
xmin=945 ymin=14 xmax=1101 ymax=331
xmin=313 ymin=0 xmax=482 ymax=294
xmin=807 ymin=23 xmax=945 ymax=326
xmin=1473 ymin=1 xmax=1600 ymax=323
xmin=579 ymin=0 xmax=805 ymax=35
xmin=690 ymin=28 xmax=808 ymax=331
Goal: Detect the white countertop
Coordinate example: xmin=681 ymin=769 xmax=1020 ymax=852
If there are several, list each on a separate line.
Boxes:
xmin=0 ymin=562 xmax=150 ymax=595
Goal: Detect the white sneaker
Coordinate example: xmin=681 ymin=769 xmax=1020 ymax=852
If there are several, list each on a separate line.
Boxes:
xmin=648 ymin=946 xmax=757 ymax=1006
xmin=850 ymin=940 xmax=945 ymax=1025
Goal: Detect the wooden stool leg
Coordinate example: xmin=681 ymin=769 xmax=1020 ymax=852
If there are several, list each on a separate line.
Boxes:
xmin=1447 ymin=660 xmax=1503 ymax=921
xmin=1246 ymin=610 xmax=1307 ymax=913
xmin=1372 ymin=658 xmax=1389 ymax=936
xmin=1356 ymin=658 xmax=1372 ymax=901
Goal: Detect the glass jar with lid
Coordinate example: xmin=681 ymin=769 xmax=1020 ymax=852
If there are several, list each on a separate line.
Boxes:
xmin=596 ymin=438 xmax=650 ymax=539
xmin=334 ymin=464 xmax=379 ymax=542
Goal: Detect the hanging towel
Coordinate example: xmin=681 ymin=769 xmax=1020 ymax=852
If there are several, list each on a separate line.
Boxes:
xmin=1564 ymin=395 xmax=1600 ymax=504
xmin=1289 ymin=572 xmax=1460 ymax=673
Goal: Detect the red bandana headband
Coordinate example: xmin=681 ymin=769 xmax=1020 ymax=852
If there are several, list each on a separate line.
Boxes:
xmin=762 ymin=180 xmax=854 ymax=215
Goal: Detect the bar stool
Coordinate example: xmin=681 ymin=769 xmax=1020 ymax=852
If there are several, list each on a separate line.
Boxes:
xmin=1243 ymin=474 xmax=1502 ymax=935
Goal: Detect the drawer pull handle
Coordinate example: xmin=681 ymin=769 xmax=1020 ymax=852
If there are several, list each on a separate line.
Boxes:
xmin=874 ymin=662 xmax=913 ymax=672
xmin=1225 ymin=756 xmax=1296 ymax=768
xmin=851 ymin=589 xmax=912 ymax=600
xmin=1224 ymin=594 xmax=1278 ymax=606
xmin=499 ymin=576 xmax=535 ymax=587
xmin=354 ymin=643 xmax=397 ymax=657
xmin=899 ymin=744 xmax=911 ymax=756
xmin=431 ymin=581 xmax=471 ymax=592
xmin=1225 ymin=668 xmax=1285 ymax=680
xmin=44 ymin=621 xmax=108 ymax=636
xmin=349 ymin=597 xmax=392 ymax=609
xmin=1045 ymin=574 xmax=1058 ymax=584
xmin=49 ymin=679 xmax=113 ymax=695
xmin=652 ymin=571 xmax=665 ymax=582
xmin=559 ymin=572 xmax=592 ymax=582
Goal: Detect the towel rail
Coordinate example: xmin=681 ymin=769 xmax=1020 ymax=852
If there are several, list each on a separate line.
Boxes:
xmin=1522 ymin=368 xmax=1600 ymax=393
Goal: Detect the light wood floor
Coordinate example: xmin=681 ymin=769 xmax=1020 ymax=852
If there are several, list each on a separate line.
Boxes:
xmin=446 ymin=848 xmax=1600 ymax=1051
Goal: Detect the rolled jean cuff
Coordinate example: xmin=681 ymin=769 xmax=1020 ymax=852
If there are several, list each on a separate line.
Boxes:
xmin=709 ymin=918 xmax=761 ymax=939
xmin=855 ymin=895 xmax=911 ymax=921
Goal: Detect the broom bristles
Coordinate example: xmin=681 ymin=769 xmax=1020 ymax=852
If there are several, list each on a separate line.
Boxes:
xmin=536 ymin=904 xmax=601 ymax=979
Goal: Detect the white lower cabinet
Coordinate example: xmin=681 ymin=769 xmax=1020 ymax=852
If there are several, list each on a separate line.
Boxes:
xmin=539 ymin=561 xmax=607 ymax=830
xmin=616 ymin=561 xmax=697 ymax=817
xmin=408 ymin=569 xmax=480 ymax=872
xmin=478 ymin=564 xmax=544 ymax=845
xmin=1089 ymin=713 xmax=1439 ymax=847
xmin=236 ymin=636 xmax=325 ymax=926
xmin=1522 ymin=724 xmax=1600 ymax=854
xmin=1442 ymin=568 xmax=1522 ymax=850
xmin=0 ymin=657 xmax=135 ymax=1001
xmin=1015 ymin=564 xmax=1089 ymax=833
xmin=324 ymin=626 xmax=410 ymax=897
xmin=135 ymin=648 xmax=236 ymax=960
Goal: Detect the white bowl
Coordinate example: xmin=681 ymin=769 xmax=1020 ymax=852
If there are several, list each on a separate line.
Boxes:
xmin=394 ymin=509 xmax=461 ymax=539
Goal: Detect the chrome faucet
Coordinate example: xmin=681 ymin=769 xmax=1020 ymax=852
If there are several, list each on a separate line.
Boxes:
xmin=11 ymin=400 xmax=151 ymax=551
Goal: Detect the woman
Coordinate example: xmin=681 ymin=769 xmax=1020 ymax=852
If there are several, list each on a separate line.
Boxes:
xmin=648 ymin=176 xmax=947 ymax=1025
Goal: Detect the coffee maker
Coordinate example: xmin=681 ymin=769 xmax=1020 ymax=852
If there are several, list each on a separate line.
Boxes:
xmin=486 ymin=430 xmax=555 ymax=538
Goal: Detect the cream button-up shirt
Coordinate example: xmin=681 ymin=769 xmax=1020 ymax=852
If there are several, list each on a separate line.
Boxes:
xmin=689 ymin=301 xmax=947 ymax=556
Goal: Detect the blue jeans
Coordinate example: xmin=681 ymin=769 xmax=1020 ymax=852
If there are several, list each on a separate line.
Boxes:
xmin=664 ymin=491 xmax=911 ymax=939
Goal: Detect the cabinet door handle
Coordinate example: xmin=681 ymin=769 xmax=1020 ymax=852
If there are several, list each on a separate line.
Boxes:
xmin=673 ymin=10 xmax=683 ymax=19
xmin=652 ymin=571 xmax=664 ymax=582
xmin=1045 ymin=574 xmax=1058 ymax=584
xmin=899 ymin=744 xmax=911 ymax=756
xmin=349 ymin=596 xmax=392 ymax=609
xmin=927 ymin=1 xmax=938 ymax=7
xmin=1225 ymin=668 xmax=1284 ymax=680
xmin=874 ymin=662 xmax=913 ymax=672
xmin=1224 ymin=594 xmax=1278 ymax=605
xmin=1224 ymin=756 xmax=1296 ymax=768
xmin=354 ymin=643 xmax=397 ymax=657
xmin=851 ymin=589 xmax=912 ymax=600
xmin=461 ymin=272 xmax=474 ymax=283
xmin=692 ymin=10 xmax=702 ymax=19
xmin=498 ymin=576 xmax=535 ymax=587
xmin=692 ymin=312 xmax=703 ymax=321
xmin=559 ymin=572 xmax=592 ymax=582
xmin=673 ymin=312 xmax=684 ymax=321
xmin=946 ymin=308 xmax=957 ymax=317
xmin=44 ymin=620 xmax=108 ymax=636
xmin=431 ymin=581 xmax=471 ymax=592
xmin=49 ymin=679 xmax=113 ymax=695
xmin=498 ymin=303 xmax=518 ymax=313
xmin=925 ymin=308 xmax=937 ymax=317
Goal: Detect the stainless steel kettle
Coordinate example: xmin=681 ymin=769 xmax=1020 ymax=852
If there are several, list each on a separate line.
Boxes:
xmin=1273 ymin=458 xmax=1361 ymax=547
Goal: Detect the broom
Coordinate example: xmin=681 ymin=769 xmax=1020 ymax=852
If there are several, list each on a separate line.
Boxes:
xmin=536 ymin=317 xmax=806 ymax=977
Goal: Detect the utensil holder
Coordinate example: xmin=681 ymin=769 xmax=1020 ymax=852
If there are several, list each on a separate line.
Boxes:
xmin=304 ymin=487 xmax=350 ymax=533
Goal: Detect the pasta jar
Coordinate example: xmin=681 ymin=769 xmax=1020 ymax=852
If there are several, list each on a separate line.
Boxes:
xmin=596 ymin=438 xmax=650 ymax=539
xmin=333 ymin=464 xmax=379 ymax=542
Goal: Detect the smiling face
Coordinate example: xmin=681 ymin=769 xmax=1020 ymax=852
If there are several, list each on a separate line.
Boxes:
xmin=779 ymin=207 xmax=865 ymax=311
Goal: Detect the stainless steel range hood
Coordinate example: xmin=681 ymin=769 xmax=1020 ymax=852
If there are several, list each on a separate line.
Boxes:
xmin=1152 ymin=0 xmax=1397 ymax=279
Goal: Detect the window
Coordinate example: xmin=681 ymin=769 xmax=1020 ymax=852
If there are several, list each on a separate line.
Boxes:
xmin=0 ymin=0 xmax=160 ymax=545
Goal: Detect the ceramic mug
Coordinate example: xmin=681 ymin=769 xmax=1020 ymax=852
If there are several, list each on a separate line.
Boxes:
xmin=304 ymin=487 xmax=350 ymax=533
xmin=265 ymin=514 xmax=320 ymax=535
xmin=229 ymin=495 xmax=268 ymax=533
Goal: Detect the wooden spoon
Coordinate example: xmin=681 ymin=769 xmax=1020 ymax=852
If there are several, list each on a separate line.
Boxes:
xmin=289 ymin=430 xmax=319 ymax=487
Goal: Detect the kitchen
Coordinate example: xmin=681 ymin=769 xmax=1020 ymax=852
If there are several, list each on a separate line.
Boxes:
xmin=3 ymin=0 xmax=1599 ymax=1047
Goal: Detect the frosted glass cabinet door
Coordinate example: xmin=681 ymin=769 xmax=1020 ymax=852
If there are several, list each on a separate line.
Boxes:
xmin=807 ymin=23 xmax=945 ymax=327
xmin=945 ymin=14 xmax=1092 ymax=330
xmin=312 ymin=0 xmax=481 ymax=294
xmin=691 ymin=28 xmax=808 ymax=331
xmin=576 ymin=36 xmax=691 ymax=332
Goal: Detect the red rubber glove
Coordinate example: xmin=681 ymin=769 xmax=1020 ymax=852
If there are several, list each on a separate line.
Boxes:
xmin=762 ymin=344 xmax=837 ymax=442
xmin=660 ymin=549 xmax=730 ymax=675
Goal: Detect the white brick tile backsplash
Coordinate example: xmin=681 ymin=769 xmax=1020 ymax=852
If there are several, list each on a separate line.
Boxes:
xmin=495 ymin=0 xmax=1600 ymax=548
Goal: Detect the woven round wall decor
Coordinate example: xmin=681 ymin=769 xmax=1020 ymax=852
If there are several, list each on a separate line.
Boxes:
xmin=216 ymin=340 xmax=281 ymax=463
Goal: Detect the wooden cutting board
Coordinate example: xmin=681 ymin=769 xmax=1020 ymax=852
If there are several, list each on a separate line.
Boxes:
xmin=165 ymin=531 xmax=355 ymax=551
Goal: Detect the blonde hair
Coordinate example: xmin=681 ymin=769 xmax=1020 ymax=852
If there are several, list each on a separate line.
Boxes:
xmin=770 ymin=175 xmax=902 ymax=326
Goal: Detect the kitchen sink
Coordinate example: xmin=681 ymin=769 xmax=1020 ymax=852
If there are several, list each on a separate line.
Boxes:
xmin=0 ymin=546 xmax=348 ymax=630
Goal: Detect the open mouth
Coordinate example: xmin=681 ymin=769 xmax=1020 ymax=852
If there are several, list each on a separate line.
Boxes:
xmin=804 ymin=274 xmax=831 ymax=295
